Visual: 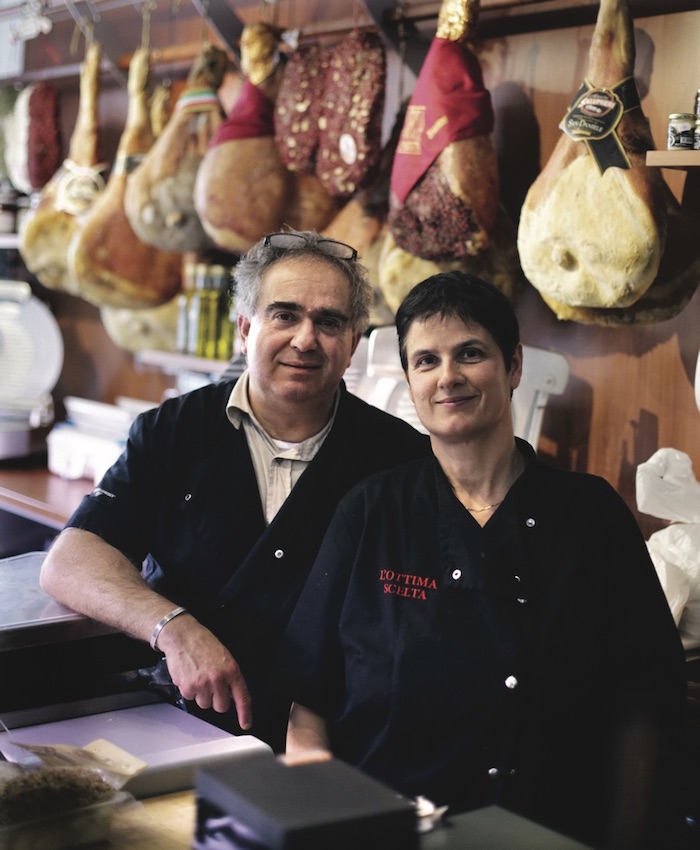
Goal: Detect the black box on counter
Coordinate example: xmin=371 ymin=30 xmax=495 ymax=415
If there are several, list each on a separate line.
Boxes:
xmin=194 ymin=752 xmax=418 ymax=850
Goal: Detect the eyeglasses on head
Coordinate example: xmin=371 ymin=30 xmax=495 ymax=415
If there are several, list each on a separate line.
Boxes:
xmin=263 ymin=232 xmax=358 ymax=261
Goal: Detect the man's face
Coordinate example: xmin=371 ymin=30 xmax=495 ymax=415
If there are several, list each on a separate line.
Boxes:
xmin=238 ymin=256 xmax=361 ymax=423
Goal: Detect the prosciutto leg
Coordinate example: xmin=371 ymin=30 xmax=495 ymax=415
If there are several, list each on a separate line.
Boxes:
xmin=124 ymin=44 xmax=229 ymax=253
xmin=517 ymin=0 xmax=674 ymax=314
xmin=68 ymin=48 xmax=183 ymax=308
xmin=387 ymin=0 xmax=499 ymax=262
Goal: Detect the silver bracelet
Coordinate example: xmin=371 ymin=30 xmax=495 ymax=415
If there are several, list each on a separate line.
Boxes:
xmin=149 ymin=606 xmax=187 ymax=651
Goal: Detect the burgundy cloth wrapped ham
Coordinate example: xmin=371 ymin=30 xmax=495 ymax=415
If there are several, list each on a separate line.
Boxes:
xmin=209 ymin=77 xmax=275 ymax=144
xmin=391 ymin=39 xmax=493 ymax=205
xmin=388 ymin=7 xmax=499 ymax=262
xmin=124 ymin=44 xmax=228 ymax=254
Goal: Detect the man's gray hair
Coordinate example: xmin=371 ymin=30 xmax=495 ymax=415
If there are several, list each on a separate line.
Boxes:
xmin=233 ymin=230 xmax=372 ymax=333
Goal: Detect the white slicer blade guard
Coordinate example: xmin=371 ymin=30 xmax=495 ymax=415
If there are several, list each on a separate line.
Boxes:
xmin=0 ymin=279 xmax=63 ymax=458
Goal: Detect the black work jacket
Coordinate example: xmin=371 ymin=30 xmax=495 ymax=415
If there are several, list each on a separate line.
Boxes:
xmin=281 ymin=444 xmax=687 ymax=845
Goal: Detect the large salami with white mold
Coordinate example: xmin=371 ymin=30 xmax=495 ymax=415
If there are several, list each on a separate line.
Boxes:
xmin=315 ymin=29 xmax=386 ymax=198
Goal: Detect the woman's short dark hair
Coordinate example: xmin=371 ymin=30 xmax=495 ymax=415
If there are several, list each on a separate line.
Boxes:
xmin=395 ymin=271 xmax=520 ymax=371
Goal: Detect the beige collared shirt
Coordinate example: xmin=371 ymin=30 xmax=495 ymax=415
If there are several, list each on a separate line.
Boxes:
xmin=226 ymin=371 xmax=337 ymax=524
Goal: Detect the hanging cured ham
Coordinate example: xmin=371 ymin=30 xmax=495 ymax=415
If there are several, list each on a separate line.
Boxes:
xmin=517 ymin=0 xmax=700 ymax=324
xmin=68 ymin=48 xmax=183 ymax=308
xmin=387 ymin=0 xmax=499 ymax=262
xmin=19 ymin=42 xmax=105 ymax=292
xmin=124 ymin=44 xmax=229 ymax=253
xmin=379 ymin=208 xmax=522 ymax=316
xmin=377 ymin=0 xmax=521 ymax=315
xmin=194 ymin=22 xmax=342 ymax=255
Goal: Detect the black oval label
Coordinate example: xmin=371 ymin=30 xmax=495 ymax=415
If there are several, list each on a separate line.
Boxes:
xmin=561 ymin=86 xmax=624 ymax=141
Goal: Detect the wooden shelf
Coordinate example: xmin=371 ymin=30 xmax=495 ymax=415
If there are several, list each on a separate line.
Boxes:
xmin=646 ymin=150 xmax=700 ymax=169
xmin=0 ymin=460 xmax=93 ymax=529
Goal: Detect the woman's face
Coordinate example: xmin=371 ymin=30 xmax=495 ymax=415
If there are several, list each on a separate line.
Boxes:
xmin=404 ymin=314 xmax=522 ymax=445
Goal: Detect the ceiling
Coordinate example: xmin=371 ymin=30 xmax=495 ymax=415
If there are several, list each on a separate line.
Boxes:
xmin=2 ymin=0 xmax=697 ymax=87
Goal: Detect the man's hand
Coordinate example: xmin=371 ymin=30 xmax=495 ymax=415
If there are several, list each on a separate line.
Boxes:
xmin=157 ymin=614 xmax=253 ymax=730
xmin=41 ymin=530 xmax=254 ymax=731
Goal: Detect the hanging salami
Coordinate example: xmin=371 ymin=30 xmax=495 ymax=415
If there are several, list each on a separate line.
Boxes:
xmin=315 ymin=29 xmax=386 ymax=198
xmin=274 ymin=41 xmax=330 ymax=174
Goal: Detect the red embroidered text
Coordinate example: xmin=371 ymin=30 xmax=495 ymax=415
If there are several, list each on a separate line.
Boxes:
xmin=379 ymin=569 xmax=437 ymax=601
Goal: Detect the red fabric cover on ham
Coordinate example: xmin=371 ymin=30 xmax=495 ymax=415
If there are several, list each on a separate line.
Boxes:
xmin=209 ymin=78 xmax=274 ymax=146
xmin=391 ymin=38 xmax=494 ymax=204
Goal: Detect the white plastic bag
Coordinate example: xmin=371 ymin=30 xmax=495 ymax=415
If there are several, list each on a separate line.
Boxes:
xmin=636 ymin=448 xmax=700 ymax=524
xmin=645 ymin=538 xmax=691 ymax=626
xmin=637 ymin=448 xmax=700 ymax=645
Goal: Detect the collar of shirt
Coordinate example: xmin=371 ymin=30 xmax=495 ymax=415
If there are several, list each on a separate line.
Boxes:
xmin=226 ymin=370 xmax=339 ymax=524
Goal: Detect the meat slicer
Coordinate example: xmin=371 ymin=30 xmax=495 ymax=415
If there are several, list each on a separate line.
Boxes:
xmin=0 ymin=279 xmax=63 ymax=459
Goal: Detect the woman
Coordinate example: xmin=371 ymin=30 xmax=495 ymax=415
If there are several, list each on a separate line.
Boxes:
xmin=280 ymin=271 xmax=686 ymax=848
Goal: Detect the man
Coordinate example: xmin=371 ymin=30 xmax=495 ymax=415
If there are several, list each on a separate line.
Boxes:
xmin=40 ymin=230 xmax=428 ymax=751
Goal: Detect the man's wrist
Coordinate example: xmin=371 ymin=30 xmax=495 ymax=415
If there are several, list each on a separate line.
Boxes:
xmin=150 ymin=606 xmax=188 ymax=651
